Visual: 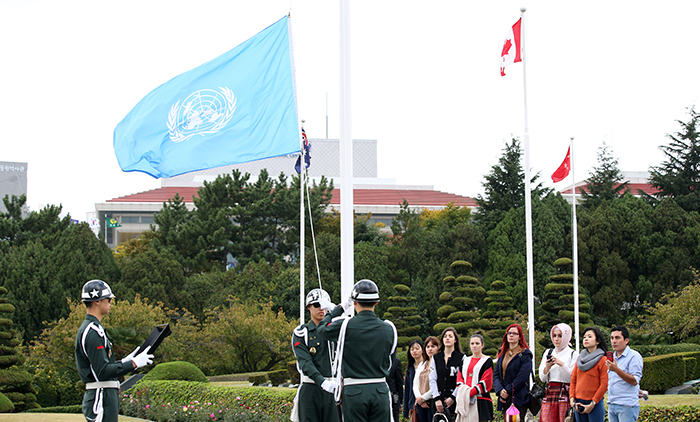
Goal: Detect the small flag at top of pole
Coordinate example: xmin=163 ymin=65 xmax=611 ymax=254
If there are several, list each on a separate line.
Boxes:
xmin=295 ymin=126 xmax=311 ymax=173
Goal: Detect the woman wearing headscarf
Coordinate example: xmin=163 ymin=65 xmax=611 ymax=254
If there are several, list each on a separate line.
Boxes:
xmin=539 ymin=323 xmax=579 ymax=422
xmin=569 ymin=327 xmax=608 ymax=422
xmin=493 ymin=323 xmax=532 ymax=421
xmin=430 ymin=327 xmax=465 ymax=420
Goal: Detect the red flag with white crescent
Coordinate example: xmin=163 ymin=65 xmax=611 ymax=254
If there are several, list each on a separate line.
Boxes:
xmin=551 ymin=147 xmax=571 ymax=183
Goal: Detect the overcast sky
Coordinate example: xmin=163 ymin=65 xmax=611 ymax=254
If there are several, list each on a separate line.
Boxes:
xmin=2 ymin=0 xmax=699 ymax=220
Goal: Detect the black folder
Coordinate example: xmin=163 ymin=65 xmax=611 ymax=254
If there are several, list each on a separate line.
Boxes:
xmin=134 ymin=323 xmax=172 ymax=355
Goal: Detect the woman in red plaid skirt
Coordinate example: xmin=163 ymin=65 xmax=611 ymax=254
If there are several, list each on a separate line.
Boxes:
xmin=539 ymin=323 xmax=578 ymax=422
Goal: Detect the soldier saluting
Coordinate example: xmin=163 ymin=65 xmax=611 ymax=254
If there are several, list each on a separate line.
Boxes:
xmin=75 ymin=279 xmax=154 ymax=422
xmin=317 ymin=279 xmax=398 ymax=422
xmin=291 ymin=288 xmax=339 ymax=422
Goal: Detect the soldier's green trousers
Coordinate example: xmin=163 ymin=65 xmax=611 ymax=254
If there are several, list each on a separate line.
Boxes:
xmin=341 ymin=382 xmax=392 ymax=422
xmin=298 ymin=382 xmax=339 ymax=422
xmin=82 ymin=388 xmax=120 ymax=422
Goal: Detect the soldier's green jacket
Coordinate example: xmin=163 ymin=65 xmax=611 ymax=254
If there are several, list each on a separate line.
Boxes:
xmin=75 ymin=314 xmax=134 ymax=422
xmin=292 ymin=319 xmax=333 ymax=384
xmin=316 ymin=305 xmax=397 ymax=378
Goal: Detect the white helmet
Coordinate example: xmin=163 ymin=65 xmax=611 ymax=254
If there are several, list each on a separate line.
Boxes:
xmin=305 ymin=288 xmax=330 ymax=307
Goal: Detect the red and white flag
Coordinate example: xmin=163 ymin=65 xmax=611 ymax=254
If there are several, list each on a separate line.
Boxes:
xmin=500 ymin=18 xmax=522 ymax=76
xmin=551 ymin=147 xmax=571 ymax=183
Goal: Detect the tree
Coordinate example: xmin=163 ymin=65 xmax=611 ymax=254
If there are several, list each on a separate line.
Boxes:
xmin=579 ymin=142 xmax=630 ymax=209
xmin=383 ymin=284 xmax=422 ymax=350
xmin=648 ymin=106 xmax=700 ymax=213
xmin=205 ymin=299 xmax=297 ymax=372
xmin=475 ymin=137 xmax=550 ymax=235
xmin=643 ymin=270 xmax=700 ymax=341
xmin=0 ymin=286 xmax=37 ymax=411
xmin=434 ymin=261 xmax=484 ymax=344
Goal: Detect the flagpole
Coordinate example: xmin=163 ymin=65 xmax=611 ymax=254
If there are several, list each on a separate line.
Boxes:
xmin=339 ymin=0 xmax=354 ymax=312
xmin=571 ymin=136 xmax=580 ymax=352
xmin=520 ymin=6 xmax=536 ymax=360
xmin=300 ymin=121 xmax=306 ymax=324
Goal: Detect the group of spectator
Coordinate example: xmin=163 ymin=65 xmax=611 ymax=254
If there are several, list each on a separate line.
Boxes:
xmin=400 ymin=324 xmax=644 ymax=422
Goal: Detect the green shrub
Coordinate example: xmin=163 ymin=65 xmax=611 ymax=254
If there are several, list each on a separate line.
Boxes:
xmin=122 ymin=380 xmax=295 ymax=420
xmin=143 ymin=361 xmax=208 ymax=383
xmin=248 ymin=374 xmax=268 ymax=385
xmin=634 ymin=343 xmax=700 ymax=358
xmin=0 ymin=392 xmax=13 ymax=413
xmin=640 ymin=354 xmax=684 ymax=394
xmin=638 ymin=405 xmax=700 ymax=421
xmin=268 ymin=369 xmax=288 ymax=386
xmin=26 ymin=404 xmax=82 ymax=413
xmin=684 ymin=357 xmax=698 ymax=382
xmin=286 ymin=361 xmax=300 ymax=384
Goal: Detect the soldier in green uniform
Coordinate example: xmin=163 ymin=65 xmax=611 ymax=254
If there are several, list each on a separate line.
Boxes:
xmin=291 ymin=288 xmax=339 ymax=422
xmin=317 ymin=279 xmax=398 ymax=422
xmin=75 ymin=279 xmax=154 ymax=422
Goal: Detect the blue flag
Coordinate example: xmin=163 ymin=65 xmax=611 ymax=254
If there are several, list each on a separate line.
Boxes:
xmin=114 ymin=16 xmax=299 ymax=178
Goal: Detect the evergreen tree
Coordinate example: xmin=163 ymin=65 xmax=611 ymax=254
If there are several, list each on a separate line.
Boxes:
xmin=383 ymin=284 xmax=422 ymax=350
xmin=648 ymin=106 xmax=700 ymax=213
xmin=475 ymin=138 xmax=550 ymax=235
xmin=434 ymin=261 xmax=485 ymax=346
xmin=537 ymin=258 xmax=592 ymax=349
xmin=0 ymin=286 xmax=38 ymax=411
xmin=579 ymin=142 xmax=630 ymax=209
xmin=478 ymin=280 xmax=516 ymax=356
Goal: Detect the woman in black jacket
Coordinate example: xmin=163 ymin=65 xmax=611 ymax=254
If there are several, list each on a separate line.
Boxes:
xmin=493 ymin=323 xmax=533 ymax=420
xmin=429 ymin=327 xmax=465 ymax=420
xmin=404 ymin=339 xmax=434 ymax=422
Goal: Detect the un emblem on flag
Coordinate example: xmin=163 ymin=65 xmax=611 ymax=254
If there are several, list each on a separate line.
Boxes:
xmin=167 ymin=87 xmax=236 ymax=143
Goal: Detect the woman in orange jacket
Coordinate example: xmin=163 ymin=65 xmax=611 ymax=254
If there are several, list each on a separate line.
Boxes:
xmin=569 ymin=327 xmax=608 ymax=422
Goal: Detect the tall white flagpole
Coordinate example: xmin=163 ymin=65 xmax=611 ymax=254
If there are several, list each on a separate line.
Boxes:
xmin=520 ymin=7 xmax=536 ymax=359
xmin=571 ymin=137 xmax=580 ymax=352
xmin=339 ymin=0 xmax=354 ymax=311
xmin=300 ymin=121 xmax=306 ymax=324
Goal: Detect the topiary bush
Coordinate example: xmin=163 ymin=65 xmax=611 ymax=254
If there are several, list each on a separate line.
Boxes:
xmin=0 ymin=391 xmax=13 ymax=413
xmin=248 ymin=374 xmax=268 ymax=385
xmin=26 ymin=404 xmax=81 ymax=413
xmin=268 ymin=369 xmax=288 ymax=386
xmin=142 ymin=361 xmax=208 ymax=383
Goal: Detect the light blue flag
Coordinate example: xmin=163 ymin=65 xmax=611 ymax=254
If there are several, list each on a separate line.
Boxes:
xmin=114 ymin=16 xmax=299 ymax=178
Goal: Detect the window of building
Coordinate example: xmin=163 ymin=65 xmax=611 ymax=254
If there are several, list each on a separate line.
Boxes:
xmin=122 ymin=216 xmax=140 ymax=224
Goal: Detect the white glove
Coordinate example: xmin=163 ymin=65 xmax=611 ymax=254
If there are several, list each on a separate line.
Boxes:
xmin=318 ymin=298 xmax=335 ymax=312
xmin=321 ymin=380 xmax=336 ymax=393
xmin=132 ymin=346 xmax=154 ymax=369
xmin=121 ymin=346 xmax=139 ymax=363
xmin=342 ymin=295 xmax=354 ymax=310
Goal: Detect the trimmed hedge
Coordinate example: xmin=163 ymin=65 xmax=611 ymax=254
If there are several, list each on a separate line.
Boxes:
xmin=640 ymin=354 xmax=684 ymax=394
xmin=121 ymin=380 xmax=295 ymax=419
xmin=286 ymin=361 xmax=300 ymax=384
xmin=0 ymin=391 xmax=13 ymax=413
xmin=143 ymin=361 xmax=208 ymax=383
xmin=638 ymin=405 xmax=700 ymax=421
xmin=634 ymin=343 xmax=700 ymax=358
xmin=26 ymin=404 xmax=82 ymax=413
xmin=268 ymin=370 xmax=289 ymax=386
xmin=248 ymin=374 xmax=268 ymax=385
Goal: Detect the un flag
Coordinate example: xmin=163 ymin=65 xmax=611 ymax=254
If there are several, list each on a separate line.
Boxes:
xmin=114 ymin=16 xmax=299 ymax=178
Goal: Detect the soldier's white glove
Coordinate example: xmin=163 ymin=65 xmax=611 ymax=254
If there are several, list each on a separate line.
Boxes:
xmin=321 ymin=380 xmax=336 ymax=393
xmin=318 ymin=298 xmax=335 ymax=312
xmin=132 ymin=346 xmax=154 ymax=369
xmin=342 ymin=295 xmax=354 ymax=310
xmin=121 ymin=346 xmax=139 ymax=363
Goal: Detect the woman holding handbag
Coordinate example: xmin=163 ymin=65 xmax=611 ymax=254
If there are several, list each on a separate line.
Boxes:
xmin=493 ymin=324 xmax=532 ymax=421
xmin=569 ymin=327 xmax=608 ymax=422
xmin=539 ymin=323 xmax=578 ymax=422
xmin=404 ymin=339 xmax=435 ymax=422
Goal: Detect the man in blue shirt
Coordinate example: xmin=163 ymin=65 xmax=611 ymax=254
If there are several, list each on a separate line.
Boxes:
xmin=606 ymin=325 xmax=643 ymax=422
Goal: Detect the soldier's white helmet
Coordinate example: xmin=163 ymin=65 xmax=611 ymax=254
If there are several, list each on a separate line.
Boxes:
xmin=305 ymin=288 xmax=330 ymax=307
xmin=351 ymin=279 xmax=380 ymax=303
xmin=81 ymin=279 xmax=115 ymax=302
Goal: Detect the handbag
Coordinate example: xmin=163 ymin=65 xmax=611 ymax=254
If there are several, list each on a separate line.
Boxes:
xmin=527 ymin=371 xmax=544 ymax=416
xmin=411 ymin=407 xmax=419 ymax=422
xmin=505 ymin=403 xmax=521 ymax=422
